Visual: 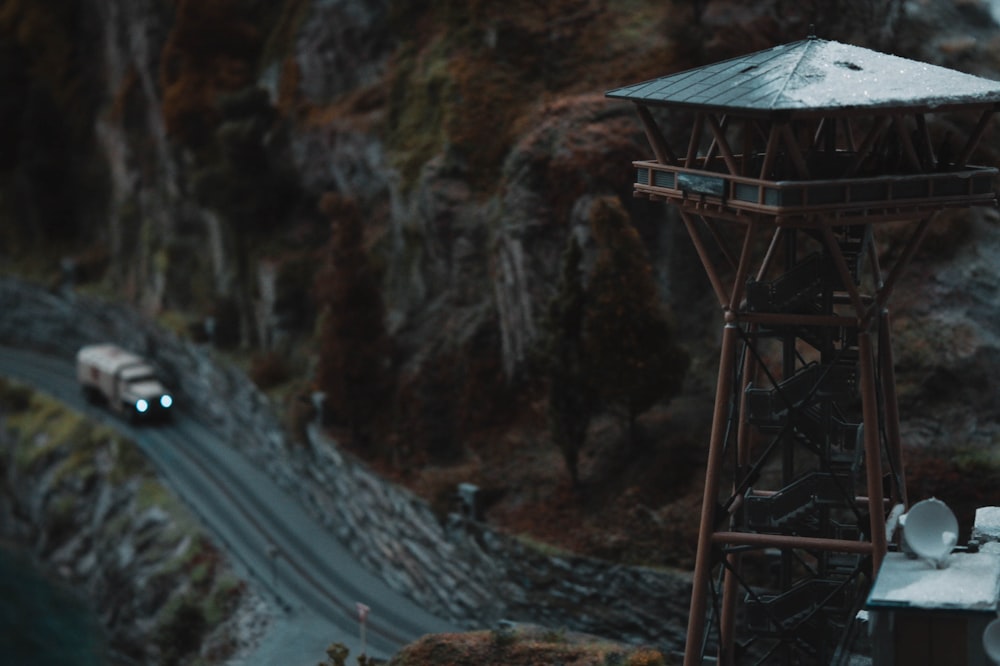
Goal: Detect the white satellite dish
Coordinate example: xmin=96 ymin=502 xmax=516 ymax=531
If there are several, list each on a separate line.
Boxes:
xmin=902 ymin=498 xmax=959 ymax=569
xmin=983 ymin=618 xmax=1000 ymax=664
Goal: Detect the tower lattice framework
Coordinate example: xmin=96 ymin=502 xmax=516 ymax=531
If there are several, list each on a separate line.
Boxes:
xmin=607 ymin=36 xmax=1000 ymax=665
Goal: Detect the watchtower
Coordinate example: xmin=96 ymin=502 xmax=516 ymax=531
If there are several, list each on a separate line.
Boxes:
xmin=606 ymin=37 xmax=1000 ymax=665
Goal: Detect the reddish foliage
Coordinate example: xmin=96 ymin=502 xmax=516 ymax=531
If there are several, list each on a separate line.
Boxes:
xmin=387 ymin=628 xmax=676 ymax=666
xmin=248 ymin=351 xmax=290 ymax=390
xmin=159 ymin=0 xmax=261 ymax=148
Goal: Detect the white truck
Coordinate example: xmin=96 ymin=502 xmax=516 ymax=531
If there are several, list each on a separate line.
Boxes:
xmin=76 ymin=344 xmax=174 ymax=421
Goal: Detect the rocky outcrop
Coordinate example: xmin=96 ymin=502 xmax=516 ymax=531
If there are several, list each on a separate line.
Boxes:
xmin=0 ymin=277 xmax=694 ymax=650
xmin=5 ymin=0 xmax=1000 ymax=656
xmin=0 ymin=381 xmax=269 ymax=665
xmin=9 ymin=0 xmax=1000 ymax=421
xmin=40 ymin=0 xmax=703 ymax=385
xmin=297 ymin=424 xmax=692 ymax=648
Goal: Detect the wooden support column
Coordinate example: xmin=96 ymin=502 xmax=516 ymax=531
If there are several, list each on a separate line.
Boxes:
xmin=879 ymin=309 xmax=908 ymax=508
xmin=684 ymin=321 xmax=741 ymax=666
xmin=720 ymin=321 xmax=759 ymax=666
xmin=686 ymin=113 xmax=706 ymax=167
xmin=859 ymin=330 xmax=888 ymax=575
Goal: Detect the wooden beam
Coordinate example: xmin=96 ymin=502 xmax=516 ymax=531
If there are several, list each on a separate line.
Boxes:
xmin=824 ymin=116 xmax=837 ymax=152
xmin=812 ymin=117 xmax=827 ymax=150
xmin=741 ymin=312 xmax=859 ymax=328
xmin=820 ymin=222 xmax=865 ymax=317
xmin=753 ymin=119 xmax=770 ymax=145
xmin=756 ymin=227 xmax=783 ymax=282
xmin=859 ymin=330 xmax=888 ymax=575
xmin=711 ymin=531 xmax=875 ymax=554
xmin=779 ymin=122 xmax=810 ymax=179
xmin=956 ymin=108 xmax=994 ymax=166
xmin=874 ymin=214 xmax=936 ymax=315
xmin=635 ymin=104 xmax=676 ymax=164
xmin=742 ymin=118 xmax=754 ymax=177
xmin=728 ymin=218 xmax=758 ymax=312
xmin=758 ymin=123 xmax=781 ymax=179
xmin=893 ymin=114 xmax=923 ymax=172
xmin=702 ymin=214 xmax=737 ymax=272
xmin=843 ymin=117 xmax=857 ymax=152
xmin=915 ymin=113 xmax=936 ymax=171
xmin=685 ymin=113 xmax=705 ymax=168
xmin=845 ymin=116 xmax=891 ymax=177
xmin=706 ymin=113 xmax=740 ymax=175
xmin=678 ymin=210 xmax=730 ymax=309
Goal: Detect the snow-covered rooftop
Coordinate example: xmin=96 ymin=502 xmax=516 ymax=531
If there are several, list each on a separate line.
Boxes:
xmin=974 ymin=506 xmax=1000 ymax=543
xmin=606 ymin=38 xmax=1000 ymax=115
xmin=867 ymin=551 xmax=1000 ymax=612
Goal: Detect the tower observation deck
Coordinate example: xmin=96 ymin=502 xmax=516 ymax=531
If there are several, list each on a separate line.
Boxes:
xmin=607 ymin=37 xmax=1000 ymax=665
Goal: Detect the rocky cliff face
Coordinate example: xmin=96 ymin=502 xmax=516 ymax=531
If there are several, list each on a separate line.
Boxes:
xmin=3 ymin=0 xmax=998 ymax=354
xmin=4 ymin=0 xmax=1000 ymax=556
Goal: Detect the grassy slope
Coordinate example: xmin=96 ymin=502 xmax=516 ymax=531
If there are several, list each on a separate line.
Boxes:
xmin=0 ymin=378 xmax=253 ymax=665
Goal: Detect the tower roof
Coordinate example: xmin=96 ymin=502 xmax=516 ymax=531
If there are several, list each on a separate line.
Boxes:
xmin=606 ymin=38 xmax=1000 ymax=115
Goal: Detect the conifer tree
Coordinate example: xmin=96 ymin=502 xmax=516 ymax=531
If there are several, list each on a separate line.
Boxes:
xmin=581 ymin=197 xmax=689 ymax=441
xmin=544 ymin=234 xmax=592 ymax=486
xmin=313 ymin=193 xmax=391 ymax=447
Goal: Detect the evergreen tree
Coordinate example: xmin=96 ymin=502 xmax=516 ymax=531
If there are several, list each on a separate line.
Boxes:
xmin=314 ymin=193 xmax=391 ymax=447
xmin=581 ymin=197 xmax=689 ymax=441
xmin=544 ymin=234 xmax=593 ymax=486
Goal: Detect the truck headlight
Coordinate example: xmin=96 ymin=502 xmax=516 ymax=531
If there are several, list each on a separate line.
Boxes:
xmin=136 ymin=399 xmax=149 ymax=413
xmin=160 ymin=395 xmax=173 ymax=409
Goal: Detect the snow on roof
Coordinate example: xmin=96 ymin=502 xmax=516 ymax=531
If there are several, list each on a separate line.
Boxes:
xmin=867 ymin=552 xmax=1000 ymax=612
xmin=606 ymin=38 xmax=1000 ymax=114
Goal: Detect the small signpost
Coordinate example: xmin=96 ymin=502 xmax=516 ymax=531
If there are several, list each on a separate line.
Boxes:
xmin=356 ymin=602 xmax=370 ymax=656
xmin=266 ymin=542 xmax=279 ymax=589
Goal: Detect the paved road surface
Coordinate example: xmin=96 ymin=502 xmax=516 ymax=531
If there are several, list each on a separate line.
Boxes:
xmin=0 ymin=345 xmax=458 ymax=664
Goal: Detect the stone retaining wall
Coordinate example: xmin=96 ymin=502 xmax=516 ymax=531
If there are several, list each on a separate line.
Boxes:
xmin=0 ymin=277 xmax=691 ymax=649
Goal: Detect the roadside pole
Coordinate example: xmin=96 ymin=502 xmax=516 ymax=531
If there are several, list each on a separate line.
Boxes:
xmin=356 ymin=602 xmax=370 ymax=657
xmin=267 ymin=542 xmax=279 ymax=591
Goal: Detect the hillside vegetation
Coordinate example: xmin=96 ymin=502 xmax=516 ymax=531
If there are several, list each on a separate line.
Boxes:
xmin=0 ymin=379 xmax=264 ymax=664
xmin=2 ymin=0 xmax=1000 ymax=571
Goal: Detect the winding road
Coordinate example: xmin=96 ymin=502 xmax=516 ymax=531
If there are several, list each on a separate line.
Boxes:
xmin=0 ymin=345 xmax=457 ymax=664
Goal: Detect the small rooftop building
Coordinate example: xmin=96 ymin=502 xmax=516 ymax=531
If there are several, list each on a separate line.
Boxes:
xmin=866 ymin=506 xmax=1000 ymax=666
xmin=607 ymin=36 xmax=1000 ymax=666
